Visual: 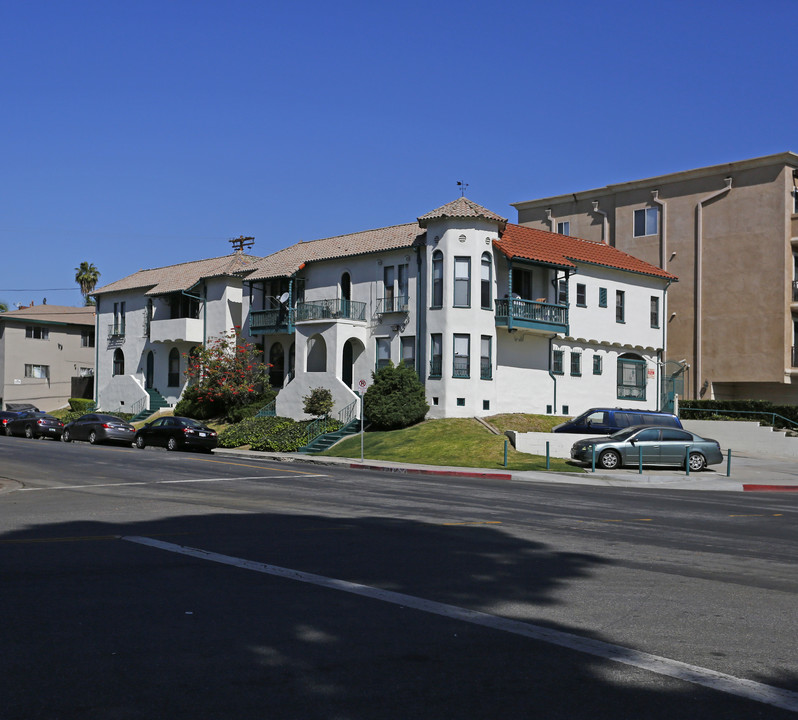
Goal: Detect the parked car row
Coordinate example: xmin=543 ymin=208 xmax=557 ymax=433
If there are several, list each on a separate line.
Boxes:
xmin=2 ymin=410 xmax=218 ymax=452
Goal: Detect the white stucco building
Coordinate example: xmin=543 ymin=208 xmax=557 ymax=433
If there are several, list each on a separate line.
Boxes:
xmin=91 ymin=197 xmax=676 ymax=422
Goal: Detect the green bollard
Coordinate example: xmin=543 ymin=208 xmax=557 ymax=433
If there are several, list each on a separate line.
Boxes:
xmin=685 ymin=445 xmax=691 ymax=476
xmin=639 ymin=445 xmax=643 ymax=474
xmin=546 ymin=441 xmax=550 ymax=470
xmin=503 ymin=438 xmax=508 ymax=467
xmin=591 ymin=445 xmax=596 ymax=473
xmin=726 ymin=448 xmax=732 ymax=477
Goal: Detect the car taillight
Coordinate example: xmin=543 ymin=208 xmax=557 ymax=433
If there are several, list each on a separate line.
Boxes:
xmin=183 ymin=428 xmax=194 ymax=434
xmin=102 ymin=423 xmax=112 ymax=428
xmin=37 ymin=419 xmax=44 ymax=425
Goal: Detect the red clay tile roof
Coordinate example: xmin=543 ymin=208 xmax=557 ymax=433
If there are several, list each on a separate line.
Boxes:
xmin=496 ymin=224 xmax=677 ymax=280
xmin=418 ymin=197 xmax=507 ymax=228
xmin=94 ymin=253 xmax=259 ymax=296
xmin=246 ymin=223 xmax=425 ymax=281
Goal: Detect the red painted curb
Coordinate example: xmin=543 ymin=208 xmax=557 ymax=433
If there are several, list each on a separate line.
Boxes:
xmin=349 ymin=463 xmax=512 ymax=480
xmin=742 ymin=485 xmax=798 ymax=492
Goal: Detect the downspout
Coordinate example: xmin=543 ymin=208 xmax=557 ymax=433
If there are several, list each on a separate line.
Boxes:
xmin=695 ymin=177 xmax=732 ymax=398
xmin=548 ymin=336 xmax=557 ymax=414
xmin=659 ymin=278 xmax=674 ymax=410
xmin=651 ymin=190 xmax=667 ymax=269
xmin=507 ymin=260 xmax=514 ymax=332
xmin=591 ymin=201 xmax=609 ymax=245
xmin=415 ymin=246 xmax=423 ymax=379
xmin=93 ymin=296 xmax=100 ymax=408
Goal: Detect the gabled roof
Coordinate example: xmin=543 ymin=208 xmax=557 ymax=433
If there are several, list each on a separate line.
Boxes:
xmin=94 ymin=253 xmax=258 ymax=296
xmin=418 ymin=196 xmax=507 ymax=228
xmin=496 ymin=224 xmax=677 ymax=281
xmin=245 ymin=223 xmax=425 ymax=281
xmin=0 ymin=304 xmax=96 ymax=326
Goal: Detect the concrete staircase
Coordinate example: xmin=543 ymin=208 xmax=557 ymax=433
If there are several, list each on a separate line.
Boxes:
xmin=131 ymin=388 xmax=170 ymax=423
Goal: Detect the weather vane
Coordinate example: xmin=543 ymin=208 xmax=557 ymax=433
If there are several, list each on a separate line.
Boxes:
xmin=229 ymin=235 xmax=255 ymax=253
xmin=457 ymin=181 xmax=469 ymax=197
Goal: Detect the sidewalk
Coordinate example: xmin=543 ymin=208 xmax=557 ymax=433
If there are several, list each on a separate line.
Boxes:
xmin=212 ymin=447 xmax=798 ymax=492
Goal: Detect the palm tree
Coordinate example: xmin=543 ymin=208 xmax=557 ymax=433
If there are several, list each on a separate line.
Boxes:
xmin=75 ymin=262 xmax=101 ymax=305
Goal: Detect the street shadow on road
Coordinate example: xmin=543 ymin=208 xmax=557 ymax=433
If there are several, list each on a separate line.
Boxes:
xmin=2 ymin=511 xmax=797 ymax=719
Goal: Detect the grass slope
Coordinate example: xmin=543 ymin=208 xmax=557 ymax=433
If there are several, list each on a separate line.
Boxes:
xmin=319 ymin=417 xmax=582 ymax=473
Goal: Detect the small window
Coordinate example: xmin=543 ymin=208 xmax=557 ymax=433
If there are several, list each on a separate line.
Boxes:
xmin=598 ymin=287 xmax=607 ymax=308
xmin=562 ymin=405 xmax=569 ymax=415
xmin=454 ymin=257 xmax=471 ymax=307
xmin=457 ymin=397 xmax=465 ymax=407
xmin=432 ymin=397 xmax=439 ymax=405
xmin=557 ymin=279 xmax=567 ymax=305
xmin=650 ymin=296 xmax=660 ymax=328
xmin=483 ymin=400 xmax=490 ymax=410
xmin=634 ymin=207 xmax=659 ymax=237
xmin=429 ymin=333 xmax=442 ymax=377
xmin=81 ymin=329 xmax=95 ymax=347
xmin=25 ymin=326 xmax=49 ymax=340
xmin=616 ymin=290 xmax=625 ymax=323
xmin=112 ymin=348 xmax=125 ymax=376
xmin=576 ymin=283 xmax=586 ymax=307
xmin=570 ymin=351 xmax=582 ymax=376
xmin=552 ymin=349 xmax=564 ymax=375
xmin=593 ymin=355 xmax=603 ymax=375
xmin=168 ymin=348 xmax=180 ymax=387
xmin=24 ymin=364 xmax=49 ymax=379
xmin=431 ymin=250 xmax=444 ymax=308
xmin=376 ymin=338 xmax=391 ymax=370
xmin=557 ymin=221 xmax=570 ymax=236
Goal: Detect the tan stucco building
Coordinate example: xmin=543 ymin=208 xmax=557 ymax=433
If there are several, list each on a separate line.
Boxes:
xmin=513 ymin=152 xmax=798 ymax=404
xmin=0 ymin=304 xmax=96 ymax=411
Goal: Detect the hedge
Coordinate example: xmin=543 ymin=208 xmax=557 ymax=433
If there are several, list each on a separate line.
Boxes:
xmin=679 ymin=399 xmax=798 ymax=429
xmin=69 ymin=398 xmax=96 ymax=413
xmin=217 ymin=415 xmax=343 ymax=452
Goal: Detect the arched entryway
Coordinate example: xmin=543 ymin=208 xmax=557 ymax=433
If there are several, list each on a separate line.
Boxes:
xmin=307 ymin=334 xmax=327 ymax=372
xmin=342 ymin=338 xmax=366 ymax=389
xmin=145 ymin=351 xmax=154 ymax=389
xmin=269 ymin=342 xmax=285 ymax=387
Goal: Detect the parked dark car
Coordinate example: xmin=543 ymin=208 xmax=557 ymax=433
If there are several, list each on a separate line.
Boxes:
xmin=6 ymin=411 xmax=64 ymax=440
xmin=134 ymin=416 xmax=217 ymax=452
xmin=0 ymin=410 xmax=22 ymax=435
xmin=62 ymin=413 xmax=136 ymax=445
xmin=553 ymin=407 xmax=683 ymax=434
xmin=570 ymin=425 xmax=723 ymax=471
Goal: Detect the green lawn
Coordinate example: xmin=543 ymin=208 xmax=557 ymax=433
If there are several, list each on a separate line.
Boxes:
xmin=318 ymin=417 xmax=583 ymax=473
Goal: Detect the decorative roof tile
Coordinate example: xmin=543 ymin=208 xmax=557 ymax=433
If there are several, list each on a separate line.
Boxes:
xmin=417 ymin=197 xmax=507 ymax=228
xmin=496 ymin=224 xmax=677 ymax=280
xmin=94 ymin=253 xmax=259 ymax=296
xmin=245 ymin=223 xmax=425 ymax=281
xmin=0 ymin=304 xmax=95 ymax=326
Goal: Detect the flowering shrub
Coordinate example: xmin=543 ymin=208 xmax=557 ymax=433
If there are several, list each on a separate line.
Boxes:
xmin=180 ymin=327 xmax=273 ymax=419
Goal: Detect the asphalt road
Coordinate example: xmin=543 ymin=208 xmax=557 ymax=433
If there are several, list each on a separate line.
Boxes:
xmin=2 ymin=434 xmax=798 ymax=719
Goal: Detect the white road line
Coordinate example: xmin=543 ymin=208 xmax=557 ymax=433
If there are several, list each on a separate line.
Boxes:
xmin=17 ymin=474 xmax=327 ymax=491
xmin=123 ymin=535 xmax=798 ymax=713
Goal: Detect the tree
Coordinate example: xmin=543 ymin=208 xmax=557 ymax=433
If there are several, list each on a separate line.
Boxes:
xmin=364 ymin=362 xmax=429 ymax=430
xmin=0 ymin=301 xmax=8 ymax=313
xmin=303 ymin=387 xmax=334 ymax=418
xmin=75 ymin=262 xmax=101 ymax=305
xmin=183 ymin=327 xmax=271 ymax=418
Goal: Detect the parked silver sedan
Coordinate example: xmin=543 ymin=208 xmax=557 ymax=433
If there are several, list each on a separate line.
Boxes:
xmin=570 ymin=425 xmax=723 ymax=471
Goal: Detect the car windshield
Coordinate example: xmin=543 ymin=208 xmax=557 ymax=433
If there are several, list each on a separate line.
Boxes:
xmin=609 ymin=427 xmax=639 ymax=441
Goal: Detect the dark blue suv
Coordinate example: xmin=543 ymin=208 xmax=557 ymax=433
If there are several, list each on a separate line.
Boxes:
xmin=552 ymin=407 xmax=682 ymax=434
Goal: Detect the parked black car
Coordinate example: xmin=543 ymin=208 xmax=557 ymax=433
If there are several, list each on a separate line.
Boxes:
xmin=62 ymin=413 xmax=136 ymax=445
xmin=134 ymin=416 xmax=217 ymax=452
xmin=6 ymin=411 xmax=64 ymax=439
xmin=0 ymin=410 xmax=21 ymax=435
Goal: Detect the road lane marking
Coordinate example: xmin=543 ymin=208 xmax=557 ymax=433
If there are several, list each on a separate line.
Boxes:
xmin=16 ymin=474 xmax=327 ymax=491
xmin=122 ymin=535 xmax=798 ymax=713
xmin=442 ymin=521 xmax=502 ymax=526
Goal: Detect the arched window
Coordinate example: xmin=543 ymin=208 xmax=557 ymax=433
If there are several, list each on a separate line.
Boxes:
xmin=617 ymin=353 xmax=646 ymax=400
xmin=112 ymin=348 xmax=125 ymax=376
xmin=168 ymin=348 xmax=181 ymax=387
xmin=431 ymin=250 xmax=443 ymax=308
xmin=307 ymin=334 xmax=327 ymax=372
xmin=481 ymin=252 xmax=492 ymax=309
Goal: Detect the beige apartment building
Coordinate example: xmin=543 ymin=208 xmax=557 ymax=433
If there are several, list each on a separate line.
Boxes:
xmin=0 ymin=304 xmax=96 ymax=411
xmin=513 ymin=152 xmax=798 ymax=405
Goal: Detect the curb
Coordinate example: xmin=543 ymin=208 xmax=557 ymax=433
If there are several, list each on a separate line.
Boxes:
xmin=743 ymin=485 xmax=798 ymax=492
xmin=348 ymin=463 xmax=512 ymax=480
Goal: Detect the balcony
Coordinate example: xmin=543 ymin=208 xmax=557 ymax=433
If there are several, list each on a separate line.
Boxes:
xmin=250 ymin=308 xmax=293 ymax=335
xmin=150 ymin=317 xmax=204 ymax=344
xmin=107 ymin=323 xmax=126 ymax=339
xmin=295 ymin=298 xmax=366 ymax=323
xmin=376 ymin=295 xmax=409 ymax=315
xmin=494 ymin=298 xmax=568 ymax=334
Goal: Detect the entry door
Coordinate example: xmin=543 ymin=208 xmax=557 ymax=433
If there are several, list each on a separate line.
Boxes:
xmin=145 ymin=351 xmax=154 ymax=389
xmin=342 ymin=340 xmax=353 ymax=389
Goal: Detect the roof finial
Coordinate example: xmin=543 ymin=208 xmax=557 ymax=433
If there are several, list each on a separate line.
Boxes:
xmin=229 ymin=235 xmax=255 ymax=253
xmin=457 ymin=181 xmax=469 ymax=197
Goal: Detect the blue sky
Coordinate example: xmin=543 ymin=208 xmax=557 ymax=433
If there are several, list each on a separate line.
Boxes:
xmin=1 ymin=0 xmax=795 ymax=309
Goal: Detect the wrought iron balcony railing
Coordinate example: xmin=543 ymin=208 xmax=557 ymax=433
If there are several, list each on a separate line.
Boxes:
xmin=376 ymin=295 xmax=409 ymax=314
xmin=294 ymin=298 xmax=366 ymax=322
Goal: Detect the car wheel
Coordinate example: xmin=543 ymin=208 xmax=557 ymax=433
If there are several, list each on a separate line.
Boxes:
xmin=24 ymin=425 xmax=33 ymax=439
xmin=166 ymin=436 xmax=178 ymax=451
xmin=88 ymin=431 xmax=98 ymax=445
xmin=688 ymin=452 xmax=706 ymax=472
xmin=598 ymin=450 xmax=621 ymax=470
xmin=135 ymin=436 xmax=146 ymax=449
xmin=62 ymin=429 xmax=71 ymax=443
